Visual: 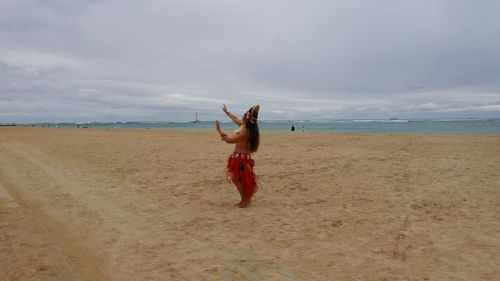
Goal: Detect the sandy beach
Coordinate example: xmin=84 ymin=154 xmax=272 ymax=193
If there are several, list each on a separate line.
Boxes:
xmin=0 ymin=128 xmax=499 ymax=280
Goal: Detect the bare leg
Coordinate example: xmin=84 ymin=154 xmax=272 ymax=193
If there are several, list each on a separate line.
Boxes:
xmin=232 ymin=177 xmax=250 ymax=207
xmin=231 ymin=176 xmax=244 ymax=205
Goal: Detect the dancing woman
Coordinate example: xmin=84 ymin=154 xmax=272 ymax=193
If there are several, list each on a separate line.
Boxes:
xmin=216 ymin=104 xmax=260 ymax=208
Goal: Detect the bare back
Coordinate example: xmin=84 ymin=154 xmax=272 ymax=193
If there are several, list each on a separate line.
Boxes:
xmin=233 ymin=127 xmax=251 ymax=154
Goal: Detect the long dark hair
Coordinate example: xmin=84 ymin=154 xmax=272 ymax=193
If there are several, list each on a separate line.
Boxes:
xmin=245 ymin=105 xmax=260 ymax=153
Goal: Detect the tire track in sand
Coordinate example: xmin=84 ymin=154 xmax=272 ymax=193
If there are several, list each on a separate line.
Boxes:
xmin=0 ymin=142 xmax=152 ymax=281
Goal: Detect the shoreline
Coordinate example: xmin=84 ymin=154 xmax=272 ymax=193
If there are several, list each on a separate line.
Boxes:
xmin=4 ymin=118 xmax=500 ymax=134
xmin=2 ymin=126 xmax=500 ymax=136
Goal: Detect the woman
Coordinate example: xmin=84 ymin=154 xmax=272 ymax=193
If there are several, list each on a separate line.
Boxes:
xmin=216 ymin=104 xmax=260 ymax=208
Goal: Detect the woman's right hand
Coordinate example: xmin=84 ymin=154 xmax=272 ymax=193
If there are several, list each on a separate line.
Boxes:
xmin=215 ymin=121 xmax=227 ymax=140
xmin=216 ymin=121 xmax=225 ymax=137
xmin=222 ymin=104 xmax=229 ymax=115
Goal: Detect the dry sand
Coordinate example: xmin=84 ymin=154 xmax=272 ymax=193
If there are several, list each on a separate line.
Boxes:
xmin=0 ymin=128 xmax=499 ymax=280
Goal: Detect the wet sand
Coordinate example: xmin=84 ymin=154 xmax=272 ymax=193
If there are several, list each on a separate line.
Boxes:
xmin=0 ymin=128 xmax=499 ymax=280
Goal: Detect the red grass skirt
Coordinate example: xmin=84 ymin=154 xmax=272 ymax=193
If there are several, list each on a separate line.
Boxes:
xmin=226 ymin=153 xmax=258 ymax=202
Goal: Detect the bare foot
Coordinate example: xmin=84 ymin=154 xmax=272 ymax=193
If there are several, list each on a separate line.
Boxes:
xmin=234 ymin=201 xmax=243 ymax=206
xmin=238 ymin=201 xmax=251 ymax=208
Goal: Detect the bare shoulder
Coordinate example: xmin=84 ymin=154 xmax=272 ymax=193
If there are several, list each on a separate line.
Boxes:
xmin=234 ymin=125 xmax=248 ymax=135
xmin=240 ymin=127 xmax=249 ymax=136
xmin=234 ymin=126 xmax=249 ymax=141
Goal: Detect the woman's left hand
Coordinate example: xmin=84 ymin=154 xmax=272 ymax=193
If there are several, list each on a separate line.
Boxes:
xmin=222 ymin=104 xmax=229 ymax=114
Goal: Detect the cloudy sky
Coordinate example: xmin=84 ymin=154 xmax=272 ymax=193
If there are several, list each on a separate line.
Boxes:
xmin=1 ymin=0 xmax=499 ymax=122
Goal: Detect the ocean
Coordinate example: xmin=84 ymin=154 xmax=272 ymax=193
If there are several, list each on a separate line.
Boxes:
xmin=21 ymin=119 xmax=500 ymax=134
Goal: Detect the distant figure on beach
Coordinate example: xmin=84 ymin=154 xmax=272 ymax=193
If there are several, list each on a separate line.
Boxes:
xmin=216 ymin=104 xmax=260 ymax=208
xmin=291 ymin=124 xmax=295 ymax=131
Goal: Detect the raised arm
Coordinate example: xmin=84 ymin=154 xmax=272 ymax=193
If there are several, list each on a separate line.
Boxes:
xmin=215 ymin=120 xmax=246 ymax=144
xmin=222 ymin=104 xmax=243 ymax=126
xmin=221 ymin=131 xmax=247 ymax=144
xmin=216 ymin=120 xmax=226 ymax=138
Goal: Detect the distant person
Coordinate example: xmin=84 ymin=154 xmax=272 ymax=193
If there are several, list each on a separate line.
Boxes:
xmin=291 ymin=124 xmax=295 ymax=131
xmin=216 ymin=104 xmax=260 ymax=208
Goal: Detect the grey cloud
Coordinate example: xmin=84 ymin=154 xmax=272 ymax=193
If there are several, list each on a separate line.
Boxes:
xmin=1 ymin=0 xmax=500 ymax=122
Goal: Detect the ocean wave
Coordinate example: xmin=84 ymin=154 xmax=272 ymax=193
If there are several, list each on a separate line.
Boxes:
xmin=344 ymin=119 xmax=409 ymax=123
xmin=431 ymin=118 xmax=496 ymax=122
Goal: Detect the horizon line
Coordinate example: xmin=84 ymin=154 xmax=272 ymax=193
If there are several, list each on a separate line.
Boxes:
xmin=4 ymin=117 xmax=500 ymax=125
